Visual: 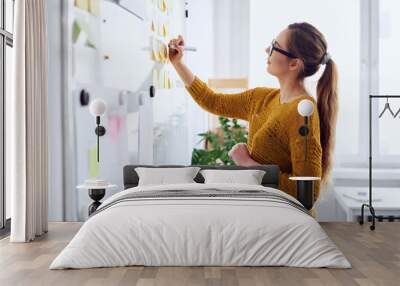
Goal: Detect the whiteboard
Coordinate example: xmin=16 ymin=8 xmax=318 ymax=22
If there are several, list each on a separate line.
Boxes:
xmin=101 ymin=0 xmax=154 ymax=92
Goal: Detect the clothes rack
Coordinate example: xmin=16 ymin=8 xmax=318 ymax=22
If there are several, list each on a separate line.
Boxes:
xmin=360 ymin=94 xmax=400 ymax=230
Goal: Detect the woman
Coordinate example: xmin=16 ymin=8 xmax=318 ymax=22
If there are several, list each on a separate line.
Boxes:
xmin=169 ymin=22 xmax=338 ymax=205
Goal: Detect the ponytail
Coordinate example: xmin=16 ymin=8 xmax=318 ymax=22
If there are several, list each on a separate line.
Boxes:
xmin=287 ymin=22 xmax=339 ymax=184
xmin=316 ymin=59 xmax=338 ymax=184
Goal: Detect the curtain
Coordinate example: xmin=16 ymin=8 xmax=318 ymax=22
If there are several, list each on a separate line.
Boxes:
xmin=8 ymin=0 xmax=48 ymax=242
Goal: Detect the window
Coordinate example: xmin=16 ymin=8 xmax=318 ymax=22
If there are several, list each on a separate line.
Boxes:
xmin=0 ymin=0 xmax=13 ymax=233
xmin=5 ymin=0 xmax=13 ymax=33
xmin=378 ymin=0 xmax=400 ymax=158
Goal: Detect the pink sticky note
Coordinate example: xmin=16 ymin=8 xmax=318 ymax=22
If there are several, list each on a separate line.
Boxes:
xmin=108 ymin=114 xmax=123 ymax=143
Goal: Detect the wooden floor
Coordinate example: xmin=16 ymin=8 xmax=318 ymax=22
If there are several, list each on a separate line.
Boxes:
xmin=0 ymin=222 xmax=399 ymax=286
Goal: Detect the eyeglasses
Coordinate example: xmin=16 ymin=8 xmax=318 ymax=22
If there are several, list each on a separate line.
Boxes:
xmin=266 ymin=39 xmax=297 ymax=59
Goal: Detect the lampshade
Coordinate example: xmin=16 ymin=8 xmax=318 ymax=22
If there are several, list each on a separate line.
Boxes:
xmin=297 ymin=99 xmax=314 ymax=117
xmin=89 ymin=98 xmax=107 ymax=117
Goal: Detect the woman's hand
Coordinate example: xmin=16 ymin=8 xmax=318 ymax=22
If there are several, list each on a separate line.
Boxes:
xmin=168 ymin=35 xmax=195 ymax=87
xmin=168 ymin=35 xmax=185 ymax=65
xmin=228 ymin=143 xmax=259 ymax=166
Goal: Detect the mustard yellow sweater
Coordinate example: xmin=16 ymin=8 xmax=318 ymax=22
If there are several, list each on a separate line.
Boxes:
xmin=185 ymin=76 xmax=323 ymax=201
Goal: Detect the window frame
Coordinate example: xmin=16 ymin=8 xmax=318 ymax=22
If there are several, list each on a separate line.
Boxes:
xmin=0 ymin=0 xmax=13 ymax=232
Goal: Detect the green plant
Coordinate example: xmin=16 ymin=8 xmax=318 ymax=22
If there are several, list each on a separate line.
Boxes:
xmin=191 ymin=116 xmax=248 ymax=166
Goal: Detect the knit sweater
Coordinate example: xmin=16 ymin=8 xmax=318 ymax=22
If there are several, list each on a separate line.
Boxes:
xmin=185 ymin=76 xmax=323 ymax=201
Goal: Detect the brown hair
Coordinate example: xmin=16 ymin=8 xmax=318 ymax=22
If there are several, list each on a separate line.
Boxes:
xmin=287 ymin=22 xmax=338 ymax=184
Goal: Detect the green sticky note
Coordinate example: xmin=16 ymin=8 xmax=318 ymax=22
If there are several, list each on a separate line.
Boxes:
xmin=72 ymin=20 xmax=81 ymax=44
xmin=88 ymin=146 xmax=99 ymax=178
xmin=85 ymin=39 xmax=96 ymax=49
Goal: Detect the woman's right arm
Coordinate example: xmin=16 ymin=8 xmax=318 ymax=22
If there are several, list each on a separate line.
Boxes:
xmin=169 ymin=36 xmax=256 ymax=121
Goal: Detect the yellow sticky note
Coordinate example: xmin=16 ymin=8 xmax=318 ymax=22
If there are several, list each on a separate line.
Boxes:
xmin=88 ymin=146 xmax=99 ymax=178
xmin=167 ymin=72 xmax=170 ymax=89
xmin=159 ymin=43 xmax=168 ymax=62
xmin=161 ymin=0 xmax=167 ymax=12
xmin=75 ymin=0 xmax=89 ymax=11
xmin=89 ymin=0 xmax=100 ymax=16
xmin=152 ymin=39 xmax=159 ymax=61
xmin=158 ymin=44 xmax=163 ymax=61
xmin=162 ymin=24 xmax=168 ymax=37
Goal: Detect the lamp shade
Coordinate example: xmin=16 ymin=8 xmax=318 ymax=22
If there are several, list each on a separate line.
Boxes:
xmin=297 ymin=99 xmax=314 ymax=117
xmin=89 ymin=98 xmax=107 ymax=117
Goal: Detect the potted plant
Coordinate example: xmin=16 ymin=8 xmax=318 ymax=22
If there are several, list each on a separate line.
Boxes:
xmin=191 ymin=116 xmax=248 ymax=166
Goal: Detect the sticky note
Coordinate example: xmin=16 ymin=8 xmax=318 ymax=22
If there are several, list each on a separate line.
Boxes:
xmin=161 ymin=0 xmax=167 ymax=12
xmin=152 ymin=38 xmax=159 ymax=61
xmin=88 ymin=146 xmax=99 ymax=178
xmin=88 ymin=0 xmax=100 ymax=16
xmin=162 ymin=24 xmax=168 ymax=37
xmin=158 ymin=50 xmax=164 ymax=62
xmin=85 ymin=39 xmax=96 ymax=49
xmin=108 ymin=114 xmax=123 ymax=143
xmin=72 ymin=20 xmax=82 ymax=43
xmin=75 ymin=0 xmax=89 ymax=11
xmin=158 ymin=43 xmax=167 ymax=62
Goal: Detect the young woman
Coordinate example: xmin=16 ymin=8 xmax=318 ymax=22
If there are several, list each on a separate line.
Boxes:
xmin=169 ymin=22 xmax=338 ymax=205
